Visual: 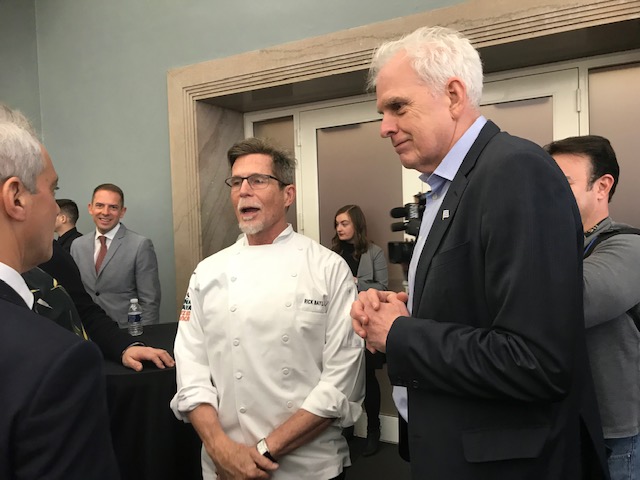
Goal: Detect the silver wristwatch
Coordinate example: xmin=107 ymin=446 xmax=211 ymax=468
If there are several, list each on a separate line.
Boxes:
xmin=256 ymin=438 xmax=277 ymax=463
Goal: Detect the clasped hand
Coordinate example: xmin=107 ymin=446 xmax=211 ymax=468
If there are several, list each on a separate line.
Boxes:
xmin=208 ymin=435 xmax=278 ymax=480
xmin=351 ymin=289 xmax=409 ymax=353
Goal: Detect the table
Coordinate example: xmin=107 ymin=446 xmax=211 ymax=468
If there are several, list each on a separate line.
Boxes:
xmin=104 ymin=322 xmax=202 ymax=480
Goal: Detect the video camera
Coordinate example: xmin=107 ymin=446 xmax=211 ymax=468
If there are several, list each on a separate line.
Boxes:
xmin=388 ymin=193 xmax=427 ymax=265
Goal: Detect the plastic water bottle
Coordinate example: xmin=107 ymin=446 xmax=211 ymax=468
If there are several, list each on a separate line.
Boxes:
xmin=127 ymin=298 xmax=143 ymax=336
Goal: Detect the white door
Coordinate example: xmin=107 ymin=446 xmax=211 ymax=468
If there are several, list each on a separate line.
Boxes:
xmin=296 ymin=68 xmax=580 ymax=244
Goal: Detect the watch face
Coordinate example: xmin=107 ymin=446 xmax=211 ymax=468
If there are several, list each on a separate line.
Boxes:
xmin=256 ymin=439 xmax=277 ymax=462
xmin=257 ymin=439 xmax=268 ymax=455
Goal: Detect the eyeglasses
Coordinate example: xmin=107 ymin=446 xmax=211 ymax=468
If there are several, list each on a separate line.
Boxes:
xmin=224 ymin=174 xmax=287 ymax=190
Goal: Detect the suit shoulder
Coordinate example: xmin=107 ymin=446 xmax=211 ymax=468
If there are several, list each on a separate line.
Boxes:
xmin=367 ymin=243 xmax=384 ymax=256
xmin=74 ymin=232 xmax=94 ymax=244
xmin=481 ymin=131 xmax=558 ymax=175
xmin=0 ymin=301 xmax=97 ymax=359
xmin=119 ymin=225 xmax=148 ymax=241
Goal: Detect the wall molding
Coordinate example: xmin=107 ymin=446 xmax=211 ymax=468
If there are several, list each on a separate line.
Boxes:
xmin=167 ymin=0 xmax=640 ymax=305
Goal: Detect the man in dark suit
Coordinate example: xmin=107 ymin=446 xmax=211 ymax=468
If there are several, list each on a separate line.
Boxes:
xmin=55 ymin=198 xmax=83 ymax=252
xmin=352 ymin=27 xmax=609 ymax=479
xmin=0 ymin=119 xmax=119 ymax=479
xmin=72 ymin=183 xmax=161 ymax=326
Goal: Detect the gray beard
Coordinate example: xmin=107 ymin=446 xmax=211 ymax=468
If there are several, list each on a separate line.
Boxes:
xmin=238 ymin=221 xmax=264 ymax=236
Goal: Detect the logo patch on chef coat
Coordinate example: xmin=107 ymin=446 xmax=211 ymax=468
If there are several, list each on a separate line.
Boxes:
xmin=179 ymin=293 xmax=191 ymax=321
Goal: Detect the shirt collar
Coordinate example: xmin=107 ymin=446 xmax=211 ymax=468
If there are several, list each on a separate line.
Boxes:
xmin=95 ymin=222 xmax=121 ymax=241
xmin=420 ymin=116 xmax=488 ymax=189
xmin=240 ymin=224 xmax=294 ymax=246
xmin=0 ymin=261 xmax=34 ymax=309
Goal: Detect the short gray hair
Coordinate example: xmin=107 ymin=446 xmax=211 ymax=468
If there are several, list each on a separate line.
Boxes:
xmin=368 ymin=26 xmax=484 ymax=108
xmin=0 ymin=121 xmax=43 ymax=193
xmin=0 ymin=104 xmax=38 ymax=138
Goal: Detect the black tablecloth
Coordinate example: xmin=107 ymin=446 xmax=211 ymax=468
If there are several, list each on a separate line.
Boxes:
xmin=104 ymin=322 xmax=202 ymax=480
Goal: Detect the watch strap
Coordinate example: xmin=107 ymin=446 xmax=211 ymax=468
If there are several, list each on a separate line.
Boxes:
xmin=256 ymin=438 xmax=277 ymax=463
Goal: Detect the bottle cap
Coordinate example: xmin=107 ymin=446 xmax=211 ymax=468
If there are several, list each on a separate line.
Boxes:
xmin=131 ymin=298 xmax=139 ymax=303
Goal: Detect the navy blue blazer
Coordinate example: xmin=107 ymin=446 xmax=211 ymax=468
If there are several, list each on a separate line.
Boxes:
xmin=0 ymin=279 xmax=119 ymax=479
xmin=388 ymin=121 xmax=609 ymax=479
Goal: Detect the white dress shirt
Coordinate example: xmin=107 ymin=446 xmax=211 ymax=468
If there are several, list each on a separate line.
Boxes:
xmin=171 ymin=225 xmax=365 ymax=480
xmin=0 ymin=261 xmax=34 ymax=309
xmin=93 ymin=223 xmax=121 ymax=263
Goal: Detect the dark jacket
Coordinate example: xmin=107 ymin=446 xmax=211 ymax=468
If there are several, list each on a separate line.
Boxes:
xmin=0 ymin=279 xmax=119 ymax=479
xmin=37 ymin=240 xmax=137 ymax=362
xmin=57 ymin=226 xmax=83 ymax=253
xmin=388 ymin=121 xmax=609 ymax=479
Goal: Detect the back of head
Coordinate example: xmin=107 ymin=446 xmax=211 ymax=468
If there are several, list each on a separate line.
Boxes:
xmin=0 ymin=104 xmax=38 ymax=138
xmin=57 ymin=198 xmax=80 ymax=225
xmin=0 ymin=122 xmax=43 ymax=194
xmin=545 ymin=135 xmax=619 ymax=201
xmin=227 ymin=137 xmax=296 ymax=186
xmin=368 ymin=26 xmax=484 ymax=108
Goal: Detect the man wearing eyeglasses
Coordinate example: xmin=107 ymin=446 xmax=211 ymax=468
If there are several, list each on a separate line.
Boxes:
xmin=171 ymin=137 xmax=365 ymax=480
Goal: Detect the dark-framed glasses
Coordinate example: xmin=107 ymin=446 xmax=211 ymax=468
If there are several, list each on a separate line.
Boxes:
xmin=224 ymin=174 xmax=287 ymax=190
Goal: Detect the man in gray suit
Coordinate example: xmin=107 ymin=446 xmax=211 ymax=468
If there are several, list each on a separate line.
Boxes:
xmin=71 ymin=183 xmax=161 ymax=326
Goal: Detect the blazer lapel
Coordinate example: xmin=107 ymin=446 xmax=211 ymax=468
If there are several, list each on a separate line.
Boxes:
xmin=412 ymin=121 xmax=500 ymax=313
xmin=97 ymin=225 xmax=126 ymax=277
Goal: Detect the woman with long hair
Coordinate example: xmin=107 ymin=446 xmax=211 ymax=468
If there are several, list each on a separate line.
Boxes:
xmin=332 ymin=204 xmax=388 ymax=456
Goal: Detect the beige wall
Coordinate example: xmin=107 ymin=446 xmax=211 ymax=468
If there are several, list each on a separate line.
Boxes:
xmin=589 ymin=63 xmax=640 ymax=228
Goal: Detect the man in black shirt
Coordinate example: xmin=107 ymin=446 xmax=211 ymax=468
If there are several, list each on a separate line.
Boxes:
xmin=55 ymin=198 xmax=83 ymax=252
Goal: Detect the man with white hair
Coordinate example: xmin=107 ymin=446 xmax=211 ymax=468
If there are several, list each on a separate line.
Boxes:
xmin=0 ymin=113 xmax=118 ymax=479
xmin=352 ymin=26 xmax=609 ymax=479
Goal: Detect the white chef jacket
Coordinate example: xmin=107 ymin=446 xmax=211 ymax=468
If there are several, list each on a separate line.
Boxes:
xmin=171 ymin=225 xmax=365 ymax=480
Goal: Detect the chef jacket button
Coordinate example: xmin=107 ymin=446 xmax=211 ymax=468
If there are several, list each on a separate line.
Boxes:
xmin=233 ymin=339 xmax=240 ymax=346
xmin=231 ymin=276 xmax=237 ymax=282
xmin=230 ymin=305 xmax=237 ymax=312
xmin=291 ymin=272 xmax=297 ymax=277
xmin=282 ymin=335 xmax=289 ymax=343
xmin=239 ymin=407 xmax=246 ymax=414
xmin=236 ymin=372 xmax=243 ymax=379
xmin=285 ymin=301 xmax=292 ymax=308
xmin=282 ymin=368 xmax=290 ymax=376
xmin=286 ymin=401 xmax=293 ymax=408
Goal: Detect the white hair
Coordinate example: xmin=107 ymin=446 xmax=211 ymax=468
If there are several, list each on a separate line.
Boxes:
xmin=0 ymin=121 xmax=43 ymax=193
xmin=0 ymin=104 xmax=38 ymax=138
xmin=368 ymin=26 xmax=484 ymax=108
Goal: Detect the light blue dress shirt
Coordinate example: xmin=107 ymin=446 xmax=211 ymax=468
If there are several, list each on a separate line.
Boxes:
xmin=393 ymin=116 xmax=488 ymax=421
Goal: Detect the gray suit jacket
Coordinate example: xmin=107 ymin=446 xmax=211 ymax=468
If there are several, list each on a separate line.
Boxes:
xmin=356 ymin=243 xmax=388 ymax=292
xmin=71 ymin=223 xmax=161 ymax=326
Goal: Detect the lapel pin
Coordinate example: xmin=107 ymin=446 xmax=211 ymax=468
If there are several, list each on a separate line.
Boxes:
xmin=37 ymin=298 xmax=53 ymax=309
xmin=442 ymin=210 xmax=450 ymax=219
